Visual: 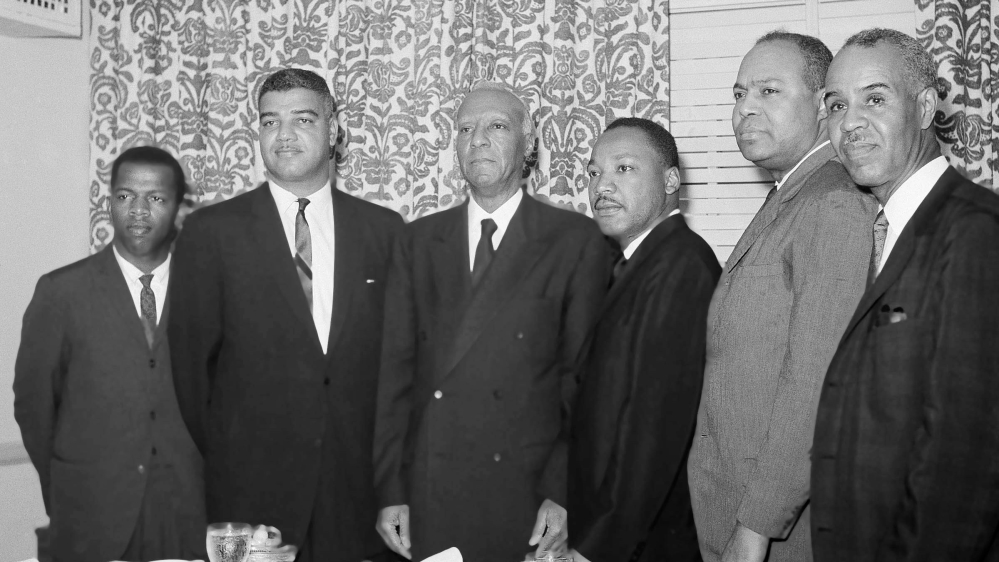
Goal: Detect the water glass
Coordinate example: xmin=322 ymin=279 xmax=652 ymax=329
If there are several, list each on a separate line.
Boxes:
xmin=207 ymin=522 xmax=253 ymax=562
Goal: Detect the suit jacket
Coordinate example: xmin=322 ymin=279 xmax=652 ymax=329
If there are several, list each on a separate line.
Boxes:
xmin=169 ymin=184 xmax=403 ymax=562
xmin=13 ymin=247 xmax=205 ymax=562
xmin=688 ymin=143 xmax=878 ymax=558
xmin=373 ymin=192 xmax=610 ymax=562
xmin=568 ymin=214 xmax=720 ymax=562
xmin=811 ymin=166 xmax=999 ymax=562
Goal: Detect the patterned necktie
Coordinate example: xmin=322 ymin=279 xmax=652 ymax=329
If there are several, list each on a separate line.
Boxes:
xmin=295 ymin=198 xmax=313 ymax=314
xmin=869 ymin=210 xmax=889 ymax=285
xmin=139 ymin=274 xmax=156 ymax=347
xmin=472 ymin=218 xmax=498 ymax=288
xmin=611 ymin=254 xmax=628 ymax=285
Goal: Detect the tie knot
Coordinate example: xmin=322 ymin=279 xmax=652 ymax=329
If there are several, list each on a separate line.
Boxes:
xmin=297 ymin=198 xmax=311 ymax=213
xmin=139 ymin=274 xmax=154 ymax=289
xmin=481 ymin=218 xmax=498 ymax=238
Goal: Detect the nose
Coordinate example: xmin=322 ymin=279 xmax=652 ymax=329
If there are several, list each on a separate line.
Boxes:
xmin=129 ymin=196 xmax=150 ymax=216
xmin=591 ymin=173 xmax=615 ymax=196
xmin=277 ymin=121 xmax=297 ymax=142
xmin=469 ymin=126 xmax=489 ymax=148
xmin=736 ymin=91 xmax=760 ymax=119
xmin=839 ymin=102 xmax=867 ymax=133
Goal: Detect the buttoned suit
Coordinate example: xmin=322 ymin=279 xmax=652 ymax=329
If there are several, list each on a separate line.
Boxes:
xmin=811 ymin=166 xmax=999 ymax=561
xmin=687 ymin=143 xmax=877 ymax=561
xmin=569 ymin=214 xmax=720 ymax=562
xmin=14 ymin=246 xmax=205 ymax=562
xmin=373 ymin=192 xmax=610 ymax=562
xmin=169 ymin=184 xmax=403 ymax=562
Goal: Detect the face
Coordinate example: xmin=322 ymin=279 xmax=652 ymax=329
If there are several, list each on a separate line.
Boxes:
xmin=455 ymin=89 xmax=530 ymax=197
xmin=111 ymin=162 xmax=180 ymax=266
xmin=259 ymin=88 xmax=335 ymax=191
xmin=824 ymin=44 xmax=936 ymax=191
xmin=587 ymin=127 xmax=679 ymax=246
xmin=733 ymin=41 xmax=824 ymax=177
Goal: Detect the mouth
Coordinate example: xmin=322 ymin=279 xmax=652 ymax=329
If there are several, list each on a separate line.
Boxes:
xmin=275 ymin=146 xmax=302 ymax=156
xmin=840 ymin=141 xmax=877 ymax=159
xmin=126 ymin=223 xmax=153 ymax=236
xmin=736 ymin=127 xmax=765 ymax=140
xmin=593 ymin=198 xmax=623 ymax=214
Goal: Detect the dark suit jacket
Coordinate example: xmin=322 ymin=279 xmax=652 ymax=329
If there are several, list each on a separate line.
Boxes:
xmin=569 ymin=214 xmax=720 ymax=562
xmin=169 ymin=184 xmax=403 ymax=562
xmin=373 ymin=192 xmax=610 ymax=562
xmin=812 ymin=166 xmax=999 ymax=562
xmin=13 ymin=247 xmax=205 ymax=562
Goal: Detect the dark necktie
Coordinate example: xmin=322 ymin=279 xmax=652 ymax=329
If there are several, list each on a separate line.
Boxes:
xmin=472 ymin=218 xmax=498 ymax=288
xmin=869 ymin=210 xmax=889 ymax=285
xmin=139 ymin=274 xmax=156 ymax=347
xmin=295 ymin=198 xmax=313 ymax=313
xmin=611 ymin=254 xmax=628 ymax=285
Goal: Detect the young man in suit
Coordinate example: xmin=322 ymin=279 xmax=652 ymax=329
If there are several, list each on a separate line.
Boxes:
xmin=687 ymin=32 xmax=878 ymax=562
xmin=14 ymin=146 xmax=206 ymax=562
xmin=566 ymin=118 xmax=720 ymax=562
xmin=811 ymin=28 xmax=999 ymax=561
xmin=169 ymin=68 xmax=403 ymax=562
xmin=373 ymin=82 xmax=610 ymax=562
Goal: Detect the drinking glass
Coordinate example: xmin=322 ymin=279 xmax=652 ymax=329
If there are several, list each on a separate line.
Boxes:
xmin=207 ymin=522 xmax=253 ymax=562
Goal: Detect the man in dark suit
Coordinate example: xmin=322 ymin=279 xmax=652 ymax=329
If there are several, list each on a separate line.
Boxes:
xmin=169 ymin=68 xmax=403 ymax=562
xmin=14 ymin=146 xmax=205 ymax=562
xmin=687 ymin=31 xmax=877 ymax=562
xmin=565 ymin=118 xmax=720 ymax=562
xmin=373 ymin=82 xmax=610 ymax=562
xmin=811 ymin=28 xmax=999 ymax=561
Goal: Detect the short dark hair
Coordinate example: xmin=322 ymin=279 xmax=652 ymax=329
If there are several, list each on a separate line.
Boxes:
xmin=605 ymin=118 xmax=679 ymax=168
xmin=111 ymin=146 xmax=187 ymax=201
xmin=259 ymin=68 xmax=336 ymax=118
xmin=756 ymin=30 xmax=833 ymax=92
xmin=842 ymin=28 xmax=937 ymax=95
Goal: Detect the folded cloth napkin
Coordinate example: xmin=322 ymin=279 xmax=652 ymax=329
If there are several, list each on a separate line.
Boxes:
xmin=420 ymin=547 xmax=462 ymax=562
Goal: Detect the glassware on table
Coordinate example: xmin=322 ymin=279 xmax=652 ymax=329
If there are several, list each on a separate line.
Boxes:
xmin=207 ymin=522 xmax=253 ymax=562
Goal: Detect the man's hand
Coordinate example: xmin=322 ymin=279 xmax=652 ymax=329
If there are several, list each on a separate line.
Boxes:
xmin=528 ymin=499 xmax=568 ymax=557
xmin=376 ymin=504 xmax=413 ymax=560
xmin=720 ymin=523 xmax=768 ymax=562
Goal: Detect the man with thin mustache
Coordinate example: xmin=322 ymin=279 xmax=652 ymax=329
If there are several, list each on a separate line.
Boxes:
xmin=687 ymin=31 xmax=877 ymax=562
xmin=811 ymin=28 xmax=999 ymax=561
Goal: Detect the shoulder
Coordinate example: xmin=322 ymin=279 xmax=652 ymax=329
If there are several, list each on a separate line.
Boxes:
xmin=182 ymin=185 xmax=260 ymax=230
xmin=334 ymin=189 xmax=405 ymax=229
xmin=526 ymin=195 xmax=603 ymax=239
xmin=407 ymin=203 xmax=465 ymax=237
xmin=941 ymin=177 xmax=999 ymax=241
xmin=800 ymin=159 xmax=874 ymax=205
xmin=32 ymin=251 xmax=104 ymax=301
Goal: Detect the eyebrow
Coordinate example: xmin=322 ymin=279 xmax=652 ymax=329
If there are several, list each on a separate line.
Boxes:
xmin=823 ymin=81 xmax=893 ymax=102
xmin=733 ymin=78 xmax=783 ymax=90
xmin=259 ymin=109 xmax=321 ymax=119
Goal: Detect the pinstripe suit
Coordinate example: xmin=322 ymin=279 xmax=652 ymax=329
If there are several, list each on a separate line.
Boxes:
xmin=687 ymin=143 xmax=877 ymax=561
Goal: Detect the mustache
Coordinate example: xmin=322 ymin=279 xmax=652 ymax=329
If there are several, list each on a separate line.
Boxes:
xmin=843 ymin=131 xmax=869 ymax=144
xmin=592 ymin=195 xmax=621 ymax=208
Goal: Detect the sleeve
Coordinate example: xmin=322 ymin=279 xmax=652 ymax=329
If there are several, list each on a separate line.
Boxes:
xmin=878 ymin=210 xmax=999 ymax=561
xmin=575 ymin=249 xmax=720 ymax=562
xmin=373 ymin=231 xmax=417 ymax=508
xmin=13 ymin=275 xmax=68 ymax=514
xmin=168 ymin=212 xmax=224 ymax=454
xmin=538 ymin=227 xmax=612 ymax=506
xmin=737 ymin=188 xmax=874 ymax=538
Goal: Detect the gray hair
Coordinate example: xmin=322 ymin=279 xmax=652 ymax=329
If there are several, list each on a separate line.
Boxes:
xmin=467 ymin=81 xmax=537 ymax=149
xmin=842 ymin=28 xmax=937 ymax=96
xmin=756 ymin=30 xmax=833 ymax=92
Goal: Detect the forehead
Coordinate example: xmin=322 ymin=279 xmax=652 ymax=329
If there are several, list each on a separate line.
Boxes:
xmin=456 ymin=89 xmax=526 ymax=124
xmin=114 ymin=161 xmax=175 ymax=188
xmin=259 ymin=87 xmax=328 ymax=115
xmin=827 ymin=44 xmax=906 ymax=91
xmin=737 ymin=41 xmax=807 ymax=85
xmin=593 ymin=127 xmax=659 ymax=162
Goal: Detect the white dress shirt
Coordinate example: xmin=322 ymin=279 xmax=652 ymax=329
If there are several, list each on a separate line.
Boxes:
xmin=269 ymin=181 xmax=336 ymax=353
xmin=775 ymin=140 xmax=830 ymax=191
xmin=876 ymin=155 xmax=949 ymax=274
xmin=622 ymin=208 xmax=682 ymax=259
xmin=113 ymin=245 xmax=170 ymax=324
xmin=467 ymin=188 xmax=525 ymax=270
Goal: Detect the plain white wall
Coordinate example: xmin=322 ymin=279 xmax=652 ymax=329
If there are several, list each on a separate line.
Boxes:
xmin=0 ymin=20 xmax=92 ymax=561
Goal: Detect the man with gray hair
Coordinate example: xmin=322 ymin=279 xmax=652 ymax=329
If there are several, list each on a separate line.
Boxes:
xmin=687 ymin=31 xmax=876 ymax=562
xmin=811 ymin=28 xmax=999 ymax=561
xmin=372 ymin=82 xmax=610 ymax=561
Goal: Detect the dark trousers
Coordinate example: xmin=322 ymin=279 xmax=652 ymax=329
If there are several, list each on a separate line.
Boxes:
xmin=120 ymin=461 xmax=206 ymax=561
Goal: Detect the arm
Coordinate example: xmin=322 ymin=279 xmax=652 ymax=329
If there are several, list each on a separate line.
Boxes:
xmin=737 ymin=189 xmax=874 ymax=538
xmin=13 ymin=275 xmax=68 ymax=514
xmin=575 ymin=251 xmax=719 ymax=562
xmin=168 ymin=212 xmax=223 ymax=453
xmin=878 ymin=211 xmax=999 ymax=560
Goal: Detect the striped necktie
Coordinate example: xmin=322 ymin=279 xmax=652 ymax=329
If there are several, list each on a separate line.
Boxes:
xmin=295 ymin=198 xmax=313 ymax=313
xmin=139 ymin=274 xmax=156 ymax=347
xmin=869 ymin=210 xmax=889 ymax=285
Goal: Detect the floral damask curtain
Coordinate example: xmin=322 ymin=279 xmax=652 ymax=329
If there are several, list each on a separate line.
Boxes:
xmin=88 ymin=0 xmax=670 ymax=250
xmin=916 ymin=0 xmax=999 ymax=191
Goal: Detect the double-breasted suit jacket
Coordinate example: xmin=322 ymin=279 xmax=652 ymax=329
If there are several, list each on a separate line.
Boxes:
xmin=169 ymin=184 xmax=403 ymax=562
xmin=688 ymin=143 xmax=877 ymax=561
xmin=811 ymin=167 xmax=999 ymax=561
xmin=374 ymin=192 xmax=610 ymax=562
xmin=14 ymin=247 xmax=205 ymax=562
xmin=568 ymin=214 xmax=720 ymax=562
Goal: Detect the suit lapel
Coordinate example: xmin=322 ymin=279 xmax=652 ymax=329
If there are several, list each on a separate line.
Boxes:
xmin=726 ymin=143 xmax=837 ymax=272
xmin=248 ymin=184 xmax=322 ymax=350
xmin=95 ymin=246 xmax=152 ymax=350
xmin=439 ymin=194 xmax=547 ymax=381
xmin=601 ymin=214 xmax=685 ymax=316
xmin=326 ymin=189 xmax=359 ymax=354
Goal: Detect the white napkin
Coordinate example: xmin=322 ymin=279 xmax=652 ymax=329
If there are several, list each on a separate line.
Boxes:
xmin=420 ymin=547 xmax=462 ymax=562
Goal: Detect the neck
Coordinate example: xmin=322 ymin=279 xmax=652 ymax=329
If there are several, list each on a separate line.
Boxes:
xmin=273 ymin=172 xmax=330 ymax=198
xmin=616 ymin=203 xmax=674 ymax=248
xmin=872 ymin=131 xmax=941 ymax=206
xmin=471 ymin=183 xmax=521 ymax=214
xmin=766 ymin=128 xmax=827 ymax=182
xmin=115 ymin=241 xmax=169 ymax=275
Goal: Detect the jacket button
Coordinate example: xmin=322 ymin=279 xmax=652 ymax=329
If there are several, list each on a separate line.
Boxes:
xmin=493 ymin=390 xmax=502 ymax=400
xmin=434 ymin=390 xmax=443 ymax=399
xmin=516 ymin=332 xmax=524 ymax=339
xmin=150 ymin=411 xmax=156 ymax=420
xmin=137 ymin=464 xmax=145 ymax=474
xmin=149 ymin=359 xmax=156 ymax=368
xmin=493 ymin=453 xmax=501 ymax=462
xmin=324 ymin=377 xmax=330 ymax=386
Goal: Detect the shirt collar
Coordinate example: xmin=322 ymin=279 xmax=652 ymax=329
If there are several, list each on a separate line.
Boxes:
xmin=622 ymin=208 xmax=681 ymax=259
xmin=112 ymin=244 xmax=171 ymax=284
xmin=468 ymin=187 xmax=524 ymax=232
xmin=269 ymin=180 xmax=334 ymax=215
xmin=775 ymin=140 xmax=830 ymax=191
xmin=882 ymin=155 xmax=949 ymax=234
